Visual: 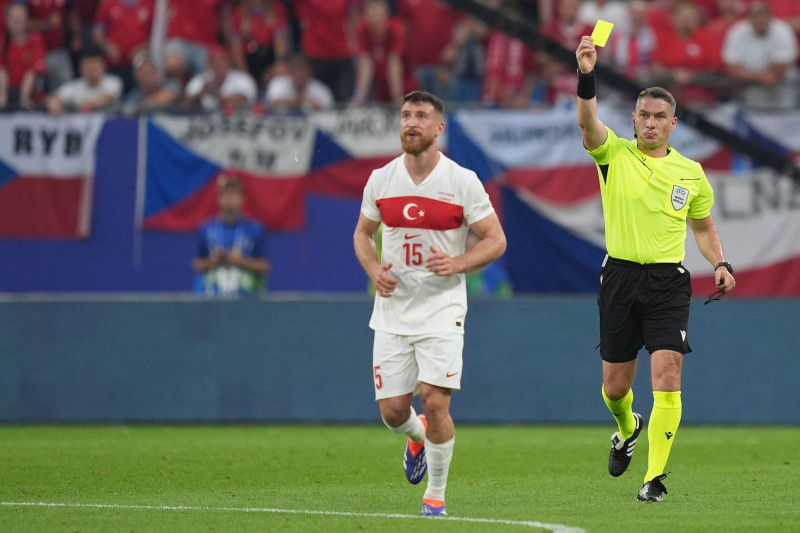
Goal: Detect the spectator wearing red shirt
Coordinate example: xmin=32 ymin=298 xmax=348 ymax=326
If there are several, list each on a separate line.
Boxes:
xmin=650 ymin=0 xmax=726 ymax=106
xmin=352 ymin=0 xmax=404 ymax=106
xmin=539 ymin=0 xmax=594 ymax=106
xmin=0 ymin=2 xmax=46 ymax=109
xmin=27 ymin=0 xmax=80 ymax=90
xmin=164 ymin=0 xmax=231 ymax=79
xmin=295 ymin=0 xmax=360 ymax=103
xmin=396 ymin=0 xmax=460 ymax=95
xmin=93 ymin=0 xmax=154 ymax=93
xmin=229 ymin=0 xmax=288 ymax=88
xmin=482 ymin=31 xmax=539 ymax=108
xmin=602 ymin=0 xmax=657 ymax=82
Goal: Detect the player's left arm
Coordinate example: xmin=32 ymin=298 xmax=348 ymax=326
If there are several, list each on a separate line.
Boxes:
xmin=426 ymin=213 xmax=507 ymax=276
xmin=688 ymin=215 xmax=736 ymax=293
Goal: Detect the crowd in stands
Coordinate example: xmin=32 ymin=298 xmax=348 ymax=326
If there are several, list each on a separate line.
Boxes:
xmin=0 ymin=0 xmax=797 ymax=114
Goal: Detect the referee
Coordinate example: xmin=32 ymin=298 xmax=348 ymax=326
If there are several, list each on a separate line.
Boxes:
xmin=575 ymin=35 xmax=736 ymax=502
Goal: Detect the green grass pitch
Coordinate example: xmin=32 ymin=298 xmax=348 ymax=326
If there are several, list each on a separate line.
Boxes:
xmin=1 ymin=425 xmax=797 ymax=532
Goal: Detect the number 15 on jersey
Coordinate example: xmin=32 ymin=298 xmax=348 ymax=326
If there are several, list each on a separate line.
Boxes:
xmin=403 ymin=242 xmax=422 ymax=266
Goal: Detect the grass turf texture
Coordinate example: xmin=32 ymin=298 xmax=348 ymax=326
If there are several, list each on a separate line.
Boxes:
xmin=0 ymin=425 xmax=797 ymax=532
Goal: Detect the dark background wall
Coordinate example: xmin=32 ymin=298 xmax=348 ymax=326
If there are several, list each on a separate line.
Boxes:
xmin=1 ymin=297 xmax=796 ymax=424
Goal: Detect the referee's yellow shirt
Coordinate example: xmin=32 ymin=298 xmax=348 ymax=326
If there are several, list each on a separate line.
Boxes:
xmin=587 ymin=127 xmax=714 ymax=264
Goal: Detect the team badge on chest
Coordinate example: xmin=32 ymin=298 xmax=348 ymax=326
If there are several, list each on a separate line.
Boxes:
xmin=671 ymin=185 xmax=689 ymax=211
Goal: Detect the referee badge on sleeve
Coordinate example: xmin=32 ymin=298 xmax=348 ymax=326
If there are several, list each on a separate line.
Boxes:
xmin=671 ymin=185 xmax=689 ymax=210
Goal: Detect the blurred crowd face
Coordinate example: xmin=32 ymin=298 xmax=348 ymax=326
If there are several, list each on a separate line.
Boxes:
xmin=6 ymin=3 xmax=29 ymax=38
xmin=716 ymin=0 xmax=744 ymax=18
xmin=558 ymin=0 xmax=582 ymax=23
xmin=400 ymin=101 xmax=442 ymax=157
xmin=749 ymin=2 xmax=772 ymax=36
xmin=81 ymin=56 xmax=106 ymax=86
xmin=218 ymin=187 xmax=244 ymax=221
xmin=629 ymin=0 xmax=650 ymax=30
xmin=365 ymin=0 xmax=389 ymax=33
xmin=209 ymin=52 xmax=231 ymax=81
xmin=672 ymin=2 xmax=701 ymax=36
xmin=288 ymin=59 xmax=312 ymax=90
xmin=135 ymin=59 xmax=160 ymax=92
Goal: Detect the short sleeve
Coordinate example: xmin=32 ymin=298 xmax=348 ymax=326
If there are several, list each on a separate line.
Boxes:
xmin=185 ymin=75 xmax=204 ymax=98
xmin=356 ymin=23 xmax=368 ymax=54
xmin=463 ymin=172 xmax=494 ymax=226
xmin=389 ymin=19 xmax=405 ymax=54
xmin=360 ymin=172 xmax=382 ymax=222
xmin=104 ymin=75 xmax=123 ymax=100
xmin=688 ymin=169 xmax=714 ymax=220
xmin=772 ymin=23 xmax=799 ymax=64
xmin=196 ymin=224 xmax=210 ymax=257
xmin=250 ymin=224 xmax=267 ymax=258
xmin=586 ymin=126 xmax=618 ymax=165
xmin=57 ymin=81 xmax=77 ymax=102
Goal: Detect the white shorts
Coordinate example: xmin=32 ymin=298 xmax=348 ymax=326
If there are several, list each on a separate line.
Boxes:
xmin=372 ymin=331 xmax=463 ymax=400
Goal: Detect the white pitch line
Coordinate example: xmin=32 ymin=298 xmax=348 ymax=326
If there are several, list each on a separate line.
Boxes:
xmin=1 ymin=501 xmax=585 ymax=533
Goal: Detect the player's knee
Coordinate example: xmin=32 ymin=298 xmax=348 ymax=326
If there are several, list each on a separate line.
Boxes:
xmin=379 ymin=403 xmax=410 ymax=428
xmin=420 ymin=394 xmax=449 ymax=419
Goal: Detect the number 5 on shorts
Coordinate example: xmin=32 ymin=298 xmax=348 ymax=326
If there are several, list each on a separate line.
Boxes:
xmin=374 ymin=365 xmax=383 ymax=389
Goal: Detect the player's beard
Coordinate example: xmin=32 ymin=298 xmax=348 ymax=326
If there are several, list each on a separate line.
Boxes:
xmin=401 ymin=131 xmax=435 ymax=156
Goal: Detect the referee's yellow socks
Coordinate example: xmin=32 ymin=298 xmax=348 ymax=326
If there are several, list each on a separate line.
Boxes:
xmin=602 ymin=385 xmax=636 ymax=439
xmin=644 ymin=391 xmax=682 ymax=482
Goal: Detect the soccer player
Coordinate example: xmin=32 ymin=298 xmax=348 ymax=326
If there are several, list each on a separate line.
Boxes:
xmin=353 ymin=91 xmax=506 ymax=516
xmin=575 ymin=35 xmax=736 ymax=502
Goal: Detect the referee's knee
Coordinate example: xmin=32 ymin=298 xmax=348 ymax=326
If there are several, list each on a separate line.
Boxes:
xmin=603 ymin=382 xmax=631 ymax=401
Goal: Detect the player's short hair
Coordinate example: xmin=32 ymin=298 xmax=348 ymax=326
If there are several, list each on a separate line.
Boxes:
xmin=637 ymin=87 xmax=676 ymax=115
xmin=217 ymin=175 xmax=244 ymax=194
xmin=402 ymin=91 xmax=445 ymax=116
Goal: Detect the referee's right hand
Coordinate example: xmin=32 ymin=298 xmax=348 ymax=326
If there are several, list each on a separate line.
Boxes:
xmin=576 ymin=36 xmax=597 ymax=74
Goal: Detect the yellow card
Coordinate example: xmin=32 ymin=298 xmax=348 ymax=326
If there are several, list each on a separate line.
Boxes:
xmin=591 ymin=20 xmax=614 ymax=47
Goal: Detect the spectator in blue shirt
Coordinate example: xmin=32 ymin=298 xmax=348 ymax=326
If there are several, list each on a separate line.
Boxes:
xmin=193 ymin=175 xmax=270 ymax=296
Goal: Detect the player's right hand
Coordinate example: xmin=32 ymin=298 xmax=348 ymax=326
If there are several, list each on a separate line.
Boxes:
xmin=373 ymin=262 xmax=398 ymax=298
xmin=576 ymin=36 xmax=597 ymax=74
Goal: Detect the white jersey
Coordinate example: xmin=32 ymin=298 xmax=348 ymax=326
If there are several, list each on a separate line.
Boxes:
xmin=361 ymin=152 xmax=494 ymax=335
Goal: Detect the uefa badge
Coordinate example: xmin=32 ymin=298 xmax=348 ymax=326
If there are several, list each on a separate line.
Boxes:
xmin=671 ymin=185 xmax=689 ymax=211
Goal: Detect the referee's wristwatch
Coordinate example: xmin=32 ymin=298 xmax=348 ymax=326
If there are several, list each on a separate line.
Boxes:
xmin=714 ymin=262 xmax=733 ymax=275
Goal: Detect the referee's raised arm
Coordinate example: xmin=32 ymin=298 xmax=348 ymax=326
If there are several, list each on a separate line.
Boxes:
xmin=576 ymin=36 xmax=608 ymax=152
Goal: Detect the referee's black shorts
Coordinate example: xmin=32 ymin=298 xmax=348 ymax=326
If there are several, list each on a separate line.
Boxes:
xmin=598 ymin=256 xmax=692 ymax=363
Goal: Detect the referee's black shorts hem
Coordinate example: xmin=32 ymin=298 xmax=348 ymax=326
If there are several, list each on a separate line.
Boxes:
xmin=646 ymin=344 xmax=692 ymax=356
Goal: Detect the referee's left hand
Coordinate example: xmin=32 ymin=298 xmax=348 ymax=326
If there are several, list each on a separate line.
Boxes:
xmin=715 ymin=269 xmax=736 ymax=293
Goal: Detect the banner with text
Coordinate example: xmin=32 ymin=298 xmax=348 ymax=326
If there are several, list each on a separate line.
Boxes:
xmin=0 ymin=113 xmax=104 ymax=238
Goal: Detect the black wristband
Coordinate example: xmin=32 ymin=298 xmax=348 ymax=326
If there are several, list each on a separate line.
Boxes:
xmin=577 ymin=69 xmax=596 ymax=100
xmin=715 ymin=262 xmax=733 ymax=275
